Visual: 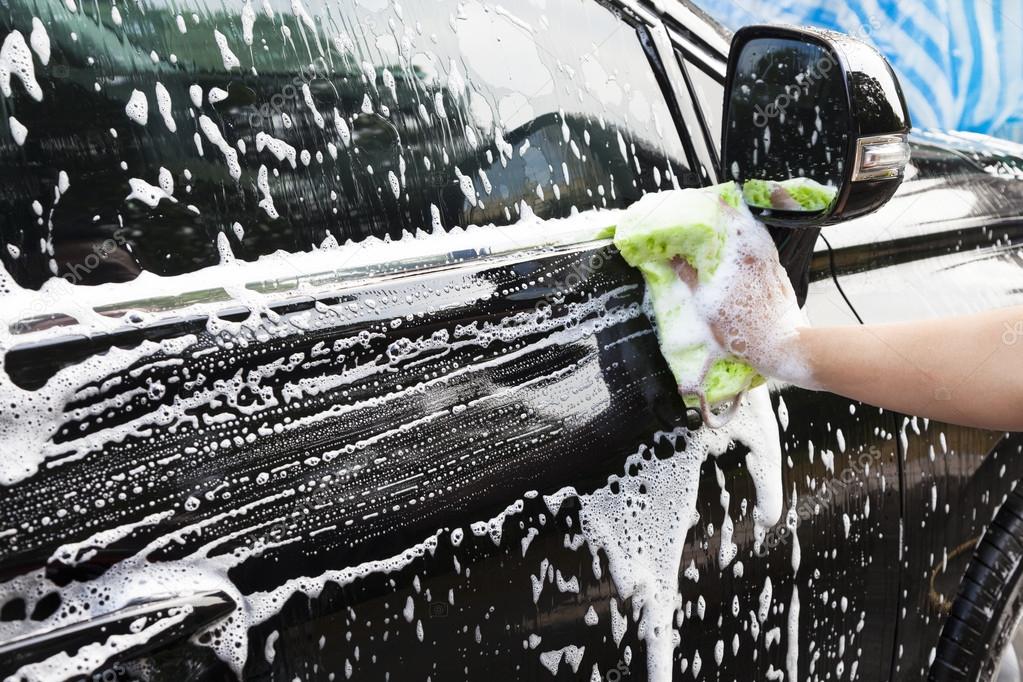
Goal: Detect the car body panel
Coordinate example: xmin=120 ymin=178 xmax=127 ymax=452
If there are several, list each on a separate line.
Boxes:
xmin=810 ymin=130 xmax=1023 ymax=680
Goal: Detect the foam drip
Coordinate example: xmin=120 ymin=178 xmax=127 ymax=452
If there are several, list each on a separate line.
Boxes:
xmin=568 ymin=386 xmax=782 ymax=682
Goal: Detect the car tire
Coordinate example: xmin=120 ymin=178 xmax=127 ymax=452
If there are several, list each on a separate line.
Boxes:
xmin=930 ymin=482 xmax=1023 ymax=682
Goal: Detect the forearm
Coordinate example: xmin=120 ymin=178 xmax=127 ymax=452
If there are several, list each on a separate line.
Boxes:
xmin=793 ymin=307 xmax=1023 ymax=432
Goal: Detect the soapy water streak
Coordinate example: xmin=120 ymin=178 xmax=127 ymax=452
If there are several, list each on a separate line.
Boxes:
xmin=2 ymin=237 xmax=709 ymax=678
xmin=0 ymin=189 xmax=795 ymax=680
xmin=0 ymin=268 xmax=787 ymax=682
xmin=546 ymin=387 xmax=783 ymax=682
xmin=755 ymin=445 xmax=883 ymax=557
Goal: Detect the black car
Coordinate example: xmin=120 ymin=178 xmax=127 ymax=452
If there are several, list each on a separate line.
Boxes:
xmin=0 ymin=1 xmax=1021 ymax=681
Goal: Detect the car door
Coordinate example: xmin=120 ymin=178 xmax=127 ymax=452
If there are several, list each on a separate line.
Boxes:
xmin=0 ymin=0 xmax=692 ymax=679
xmin=0 ymin=1 xmax=905 ymax=681
xmin=665 ymin=14 xmax=906 ymax=681
xmin=799 ymin=130 xmax=1023 ymax=679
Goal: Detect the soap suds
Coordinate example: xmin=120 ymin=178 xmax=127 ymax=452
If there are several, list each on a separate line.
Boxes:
xmin=564 ymin=387 xmax=782 ymax=682
xmin=0 ymin=186 xmax=790 ymax=681
xmin=241 ymin=1 xmax=256 ymax=45
xmin=126 ymin=177 xmax=175 ymax=208
xmin=154 ymin=82 xmax=176 ymax=132
xmin=125 ymin=89 xmax=149 ymax=126
xmin=29 ymin=18 xmax=50 ymax=65
xmin=198 ymin=115 xmax=241 ymax=179
xmin=9 ymin=115 xmax=27 ymax=145
xmin=213 ymin=29 xmax=241 ymax=69
xmin=0 ymin=30 xmax=43 ymax=101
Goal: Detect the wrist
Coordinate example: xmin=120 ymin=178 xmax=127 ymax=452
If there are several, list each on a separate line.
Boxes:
xmin=763 ymin=326 xmax=820 ymax=390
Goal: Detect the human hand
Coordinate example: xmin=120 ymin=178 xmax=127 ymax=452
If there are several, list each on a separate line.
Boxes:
xmin=673 ymin=207 xmax=813 ymax=388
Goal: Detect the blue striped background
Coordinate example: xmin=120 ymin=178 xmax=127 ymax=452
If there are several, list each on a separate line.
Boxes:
xmin=699 ymin=0 xmax=1023 ymax=140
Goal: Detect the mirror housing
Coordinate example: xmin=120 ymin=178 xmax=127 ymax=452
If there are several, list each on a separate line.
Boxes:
xmin=722 ymin=25 xmax=911 ymax=228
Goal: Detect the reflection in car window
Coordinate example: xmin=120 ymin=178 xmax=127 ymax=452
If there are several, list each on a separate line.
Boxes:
xmin=681 ymin=56 xmax=725 ymax=156
xmin=0 ymin=0 xmax=695 ymax=288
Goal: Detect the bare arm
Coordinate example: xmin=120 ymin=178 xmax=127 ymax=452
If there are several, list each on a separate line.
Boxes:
xmin=796 ymin=308 xmax=1023 ymax=432
xmin=679 ymin=237 xmax=1023 ymax=431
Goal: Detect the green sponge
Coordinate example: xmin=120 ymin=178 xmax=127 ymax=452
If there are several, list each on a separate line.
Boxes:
xmin=741 ymin=179 xmax=774 ymax=210
xmin=742 ymin=177 xmax=837 ymax=211
xmin=613 ymin=187 xmax=728 ymax=284
xmin=612 ymin=183 xmax=764 ymax=407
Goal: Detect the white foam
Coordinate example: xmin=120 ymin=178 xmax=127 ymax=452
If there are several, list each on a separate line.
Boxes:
xmin=208 ymin=86 xmax=228 ymax=104
xmin=125 ymin=89 xmax=148 ymax=126
xmin=302 ymin=83 xmax=324 ymax=128
xmin=0 ymin=335 xmax=194 ymax=484
xmin=48 ymin=511 xmax=175 ymax=566
xmin=255 ymin=131 xmax=297 ymax=168
xmin=256 ymin=164 xmax=278 ymax=218
xmin=786 ymin=486 xmax=801 ymax=679
xmin=0 ymin=30 xmax=42 ymax=101
xmin=158 ymin=167 xmax=174 ymax=195
xmin=716 ymin=464 xmax=738 ymax=567
xmin=29 ymin=18 xmax=49 ymax=65
xmin=241 ymin=1 xmax=256 ymax=45
xmin=154 ymin=82 xmax=176 ymax=132
xmin=126 ymin=177 xmax=175 ymax=208
xmin=8 ymin=115 xmax=27 ymax=145
xmin=213 ymin=29 xmax=240 ymax=69
xmin=787 ymin=589 xmax=800 ymax=680
xmin=334 ymin=108 xmax=351 ymax=145
xmin=566 ymin=387 xmax=782 ymax=682
xmin=199 ymin=115 xmax=241 ymax=179
xmin=539 ymin=645 xmax=585 ymax=675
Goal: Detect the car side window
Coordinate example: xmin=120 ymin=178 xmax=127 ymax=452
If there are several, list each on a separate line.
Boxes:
xmin=679 ymin=55 xmax=725 ymax=161
xmin=0 ymin=0 xmax=698 ymax=288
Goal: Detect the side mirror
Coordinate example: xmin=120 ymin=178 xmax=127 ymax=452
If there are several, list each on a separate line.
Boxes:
xmin=722 ymin=25 xmax=911 ymax=228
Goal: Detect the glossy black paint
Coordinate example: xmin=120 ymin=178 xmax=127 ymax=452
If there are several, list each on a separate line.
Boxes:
xmin=0 ymin=591 xmax=236 ymax=675
xmin=809 ymin=128 xmax=1023 ymax=681
xmin=0 ymin=242 xmax=905 ymax=680
xmin=0 ymin=1 xmax=1021 ymax=681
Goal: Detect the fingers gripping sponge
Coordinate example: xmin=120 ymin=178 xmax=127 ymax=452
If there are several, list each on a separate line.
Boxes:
xmin=613 ymin=183 xmax=763 ymax=407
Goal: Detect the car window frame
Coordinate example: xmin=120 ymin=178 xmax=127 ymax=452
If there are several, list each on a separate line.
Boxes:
xmin=676 ymin=53 xmax=725 ymax=178
xmin=604 ymin=0 xmax=720 ymax=187
xmin=660 ymin=9 xmax=731 ymax=179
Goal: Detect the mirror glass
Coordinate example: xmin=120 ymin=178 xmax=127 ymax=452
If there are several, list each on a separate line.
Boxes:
xmin=724 ymin=37 xmax=850 ymax=215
